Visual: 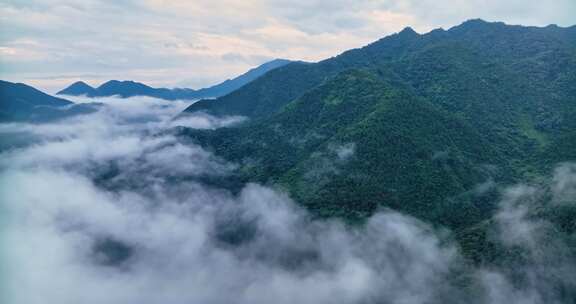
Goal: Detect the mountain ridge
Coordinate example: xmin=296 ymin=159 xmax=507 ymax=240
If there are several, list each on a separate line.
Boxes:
xmin=57 ymin=59 xmax=292 ymax=100
xmin=58 ymin=81 xmax=97 ymax=96
xmin=0 ymin=80 xmax=99 ymax=122
xmin=182 ymin=19 xmax=576 ymax=119
xmin=176 ymin=19 xmax=576 ymax=261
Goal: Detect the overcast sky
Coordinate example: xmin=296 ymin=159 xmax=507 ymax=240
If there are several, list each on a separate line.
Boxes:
xmin=1 ymin=0 xmax=575 ymax=92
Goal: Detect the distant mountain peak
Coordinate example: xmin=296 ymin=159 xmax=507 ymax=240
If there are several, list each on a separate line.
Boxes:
xmin=462 ymin=18 xmax=489 ymax=25
xmin=241 ymin=59 xmax=293 ymax=75
xmin=94 ymin=80 xmax=157 ymax=98
xmin=100 ymin=80 xmax=121 ymax=85
xmin=70 ymin=80 xmax=92 ymax=87
xmin=261 ymin=58 xmax=292 ymax=66
xmin=57 ymin=80 xmax=96 ymax=96
xmin=98 ymin=80 xmax=150 ymax=88
xmin=398 ymin=26 xmax=418 ymax=36
xmin=56 ymin=59 xmax=292 ymax=101
xmin=183 ymin=58 xmax=292 ymax=98
xmin=451 ymin=18 xmax=505 ymax=32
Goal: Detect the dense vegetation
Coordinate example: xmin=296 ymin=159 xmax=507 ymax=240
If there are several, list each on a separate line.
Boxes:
xmin=179 ymin=19 xmax=576 ymax=262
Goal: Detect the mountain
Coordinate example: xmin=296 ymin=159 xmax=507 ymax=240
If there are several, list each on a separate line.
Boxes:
xmin=177 ymin=19 xmax=576 ymax=261
xmin=191 ymin=59 xmax=292 ymax=98
xmin=183 ymin=20 xmax=576 ymax=123
xmin=57 ymin=81 xmax=97 ymax=96
xmin=57 ymin=80 xmax=196 ymax=100
xmin=57 ymin=59 xmax=292 ymax=100
xmin=1 ymin=80 xmax=72 ymax=121
xmin=179 ymin=69 xmax=506 ymax=225
xmin=0 ymin=80 xmax=100 ymax=122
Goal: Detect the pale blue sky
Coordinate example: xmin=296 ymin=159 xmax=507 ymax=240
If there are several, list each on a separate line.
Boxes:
xmin=1 ymin=0 xmax=574 ymax=92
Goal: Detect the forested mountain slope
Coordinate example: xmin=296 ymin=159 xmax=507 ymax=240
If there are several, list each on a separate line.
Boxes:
xmin=178 ymin=20 xmax=576 ymax=261
xmin=179 ymin=69 xmax=507 ymax=226
xmin=184 ymin=20 xmax=576 ymax=161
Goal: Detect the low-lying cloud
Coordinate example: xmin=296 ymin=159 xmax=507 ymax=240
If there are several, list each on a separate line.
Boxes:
xmin=1 ymin=96 xmax=575 ymax=304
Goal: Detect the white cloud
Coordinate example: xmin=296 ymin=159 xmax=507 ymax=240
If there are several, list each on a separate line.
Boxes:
xmin=2 ymin=92 xmax=576 ymax=303
xmin=0 ymin=98 xmax=459 ymax=303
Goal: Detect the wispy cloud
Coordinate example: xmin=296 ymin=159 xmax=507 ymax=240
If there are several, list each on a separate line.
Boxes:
xmin=2 ymin=0 xmax=573 ymax=92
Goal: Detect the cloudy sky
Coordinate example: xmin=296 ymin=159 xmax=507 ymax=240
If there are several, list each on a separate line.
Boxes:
xmin=1 ymin=0 xmax=575 ymax=92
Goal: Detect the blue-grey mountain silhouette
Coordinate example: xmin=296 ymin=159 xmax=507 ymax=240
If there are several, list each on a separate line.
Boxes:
xmin=57 ymin=59 xmax=291 ymax=100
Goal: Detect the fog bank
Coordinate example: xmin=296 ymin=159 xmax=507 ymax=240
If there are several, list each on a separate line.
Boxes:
xmin=1 ymin=96 xmax=575 ymax=304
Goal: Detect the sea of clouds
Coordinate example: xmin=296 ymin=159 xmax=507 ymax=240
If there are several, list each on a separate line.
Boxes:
xmin=1 ymin=96 xmax=575 ymax=304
